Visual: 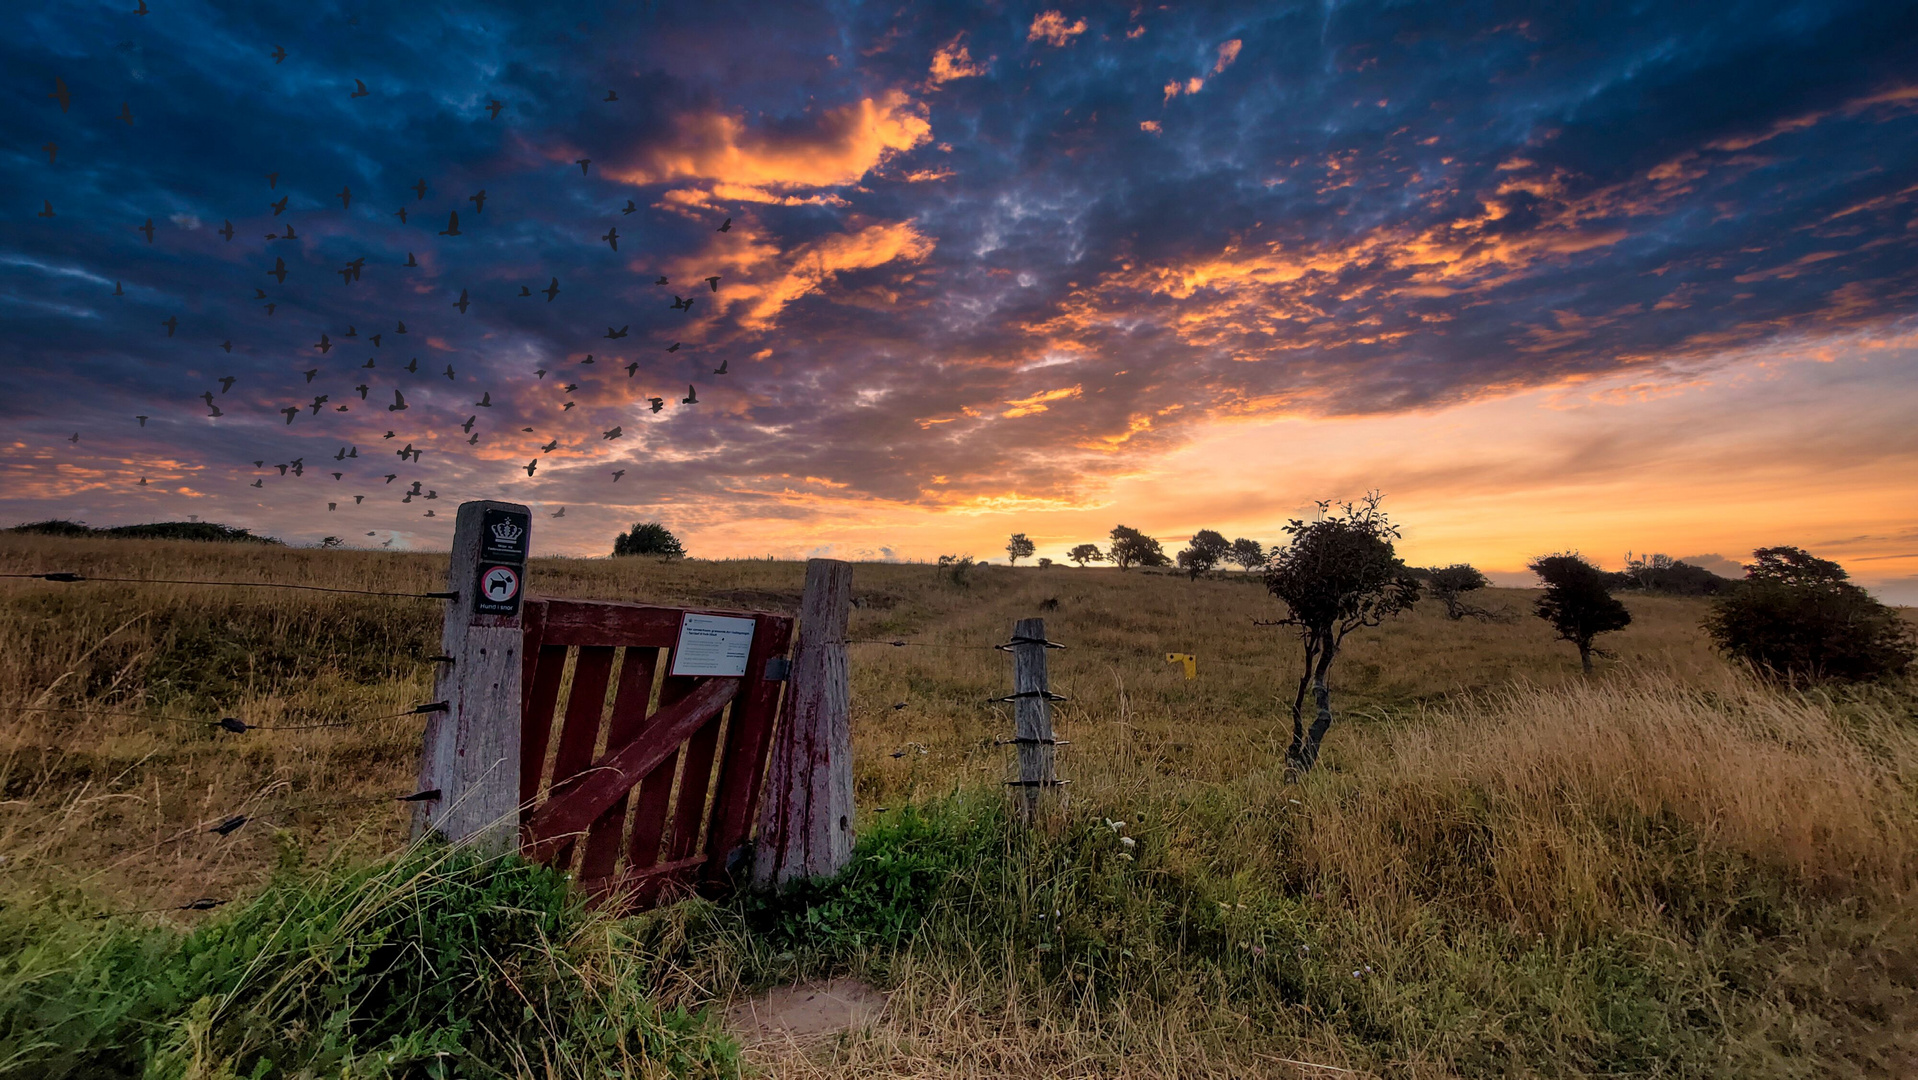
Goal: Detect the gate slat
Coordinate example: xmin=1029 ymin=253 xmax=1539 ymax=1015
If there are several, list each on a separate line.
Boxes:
xmin=519 ymin=642 xmax=570 ymax=815
xmin=545 ymin=645 xmax=616 ymax=867
xmin=576 ymin=646 xmax=658 ymax=884
xmin=665 ymin=708 xmax=723 ymax=863
xmin=701 ymin=614 xmax=795 ymax=888
xmin=625 ymin=672 xmax=695 ymax=877
xmin=523 ymin=676 xmax=742 ymax=863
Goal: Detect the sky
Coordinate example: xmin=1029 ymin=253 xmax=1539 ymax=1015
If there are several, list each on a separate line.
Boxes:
xmin=3 ymin=1 xmax=1916 ymax=599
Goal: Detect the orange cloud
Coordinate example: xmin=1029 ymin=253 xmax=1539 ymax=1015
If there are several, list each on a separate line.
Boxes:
xmin=608 ymin=91 xmax=930 ymax=201
xmin=1028 ymin=11 xmax=1087 ymax=47
xmin=680 ymin=220 xmax=934 ymax=328
xmin=1140 ymin=120 xmax=1162 ymax=134
xmin=1003 ymin=386 xmax=1083 ymax=418
xmin=1214 ymin=39 xmax=1243 ymax=73
xmin=929 ymin=36 xmax=987 ymax=84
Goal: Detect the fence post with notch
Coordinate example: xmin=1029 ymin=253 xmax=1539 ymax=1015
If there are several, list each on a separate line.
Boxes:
xmin=1001 ymin=616 xmax=1064 ymax=821
xmin=413 ymin=499 xmax=531 ymax=855
xmin=753 ymin=558 xmax=855 ymax=890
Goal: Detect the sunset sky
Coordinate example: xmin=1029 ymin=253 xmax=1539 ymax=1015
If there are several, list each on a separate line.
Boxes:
xmin=4 ymin=2 xmax=1916 ymax=599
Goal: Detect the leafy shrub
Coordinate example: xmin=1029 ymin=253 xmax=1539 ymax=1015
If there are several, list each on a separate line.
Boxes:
xmin=1705 ymin=546 xmax=1915 ymax=683
xmin=612 ymin=521 xmax=686 ymax=559
xmin=1529 ymin=553 xmax=1631 ymax=674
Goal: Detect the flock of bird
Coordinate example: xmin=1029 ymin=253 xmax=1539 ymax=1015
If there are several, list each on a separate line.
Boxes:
xmin=35 ymin=30 xmax=742 ymax=539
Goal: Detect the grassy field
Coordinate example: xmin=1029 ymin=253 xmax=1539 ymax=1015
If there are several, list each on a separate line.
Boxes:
xmin=1 ymin=534 xmax=1914 ymax=1078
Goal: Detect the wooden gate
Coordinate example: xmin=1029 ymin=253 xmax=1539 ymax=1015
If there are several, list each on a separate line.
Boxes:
xmin=514 ymin=598 xmax=793 ymax=912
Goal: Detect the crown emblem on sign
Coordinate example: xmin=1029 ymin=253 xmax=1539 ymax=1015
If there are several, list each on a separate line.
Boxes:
xmin=490 ymin=520 xmax=523 ymax=544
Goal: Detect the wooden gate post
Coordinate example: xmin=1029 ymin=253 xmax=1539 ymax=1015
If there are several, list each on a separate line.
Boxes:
xmin=753 ymin=558 xmax=854 ymax=890
xmin=413 ymin=500 xmax=531 ymax=855
xmin=1008 ymin=616 xmax=1059 ymax=821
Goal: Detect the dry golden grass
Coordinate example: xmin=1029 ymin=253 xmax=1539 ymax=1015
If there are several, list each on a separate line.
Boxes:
xmin=3 ymin=533 xmax=1915 ymax=1077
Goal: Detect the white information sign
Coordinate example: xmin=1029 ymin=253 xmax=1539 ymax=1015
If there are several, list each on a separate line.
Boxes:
xmin=670 ymin=613 xmax=757 ymax=677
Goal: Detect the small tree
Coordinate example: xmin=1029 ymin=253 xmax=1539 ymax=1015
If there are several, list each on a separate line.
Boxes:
xmin=1229 ymin=538 xmax=1266 ymax=572
xmin=1529 ymin=553 xmax=1630 ymax=674
xmin=612 ymin=521 xmax=686 ymax=559
xmin=1426 ymin=563 xmax=1491 ymax=620
xmin=1108 ymin=525 xmax=1168 ymax=571
xmin=1006 ymin=533 xmax=1036 ymax=564
xmin=1705 ymin=546 xmax=1915 ymax=683
xmin=936 ymin=554 xmax=975 ymax=587
xmin=1037 ymin=557 xmax=1053 ymax=569
xmin=1176 ymin=529 xmax=1230 ymax=579
xmin=1263 ymin=494 xmax=1421 ymax=774
xmin=1067 ymin=543 xmax=1105 ymax=567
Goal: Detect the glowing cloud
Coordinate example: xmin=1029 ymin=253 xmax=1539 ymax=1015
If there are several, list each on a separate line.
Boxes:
xmin=928 ymin=35 xmax=987 ymax=84
xmin=1028 ymin=11 xmax=1087 ymax=47
xmin=1214 ymin=40 xmax=1243 ymax=73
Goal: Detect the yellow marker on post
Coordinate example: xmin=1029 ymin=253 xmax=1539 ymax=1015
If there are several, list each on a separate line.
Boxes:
xmin=1164 ymin=652 xmax=1196 ymax=679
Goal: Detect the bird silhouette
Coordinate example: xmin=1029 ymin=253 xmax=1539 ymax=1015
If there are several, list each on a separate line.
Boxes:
xmin=561 ymin=401 xmax=575 ymax=411
xmin=140 ymin=477 xmax=148 ymax=487
xmin=385 ymin=473 xmax=398 ymax=483
xmin=304 ymin=368 xmax=319 ymax=382
xmin=345 ymin=326 xmax=356 ymax=337
xmin=393 ymin=206 xmax=407 ymax=224
xmin=682 ymin=384 xmax=699 ymax=404
xmin=540 ymin=438 xmax=558 ymax=452
xmin=389 ymin=389 xmax=407 ymax=411
xmin=542 ymin=277 xmax=559 ymax=301
xmin=331 ymin=472 xmax=342 ymax=480
xmin=118 ymin=102 xmax=133 ymax=126
xmin=604 ymin=90 xmax=617 ymax=101
xmin=134 ymin=0 xmax=147 ymax=14
xmin=717 ymin=217 xmax=731 ymax=232
xmin=562 ymin=383 xmax=577 ymax=393
xmin=486 ymin=99 xmax=502 ymax=119
xmin=475 ymin=391 xmax=492 ymax=407
xmin=219 ymin=376 xmax=235 ymax=392
xmin=370 ymin=333 xmax=381 ymax=346
xmin=468 ymin=190 xmax=486 ymax=213
xmin=443 ymin=364 xmax=455 ymax=380
xmin=705 ymin=275 xmax=720 ymax=292
xmin=453 ymin=289 xmax=470 ymax=314
xmin=337 ymin=186 xmax=352 ymax=209
xmin=575 ymin=158 xmax=590 ymax=175
xmin=338 ymin=257 xmax=365 ymax=284
xmin=666 ymin=342 xmax=680 ymax=352
xmin=263 ymin=303 xmax=276 ymax=315
xmin=654 ymin=275 xmax=668 ymax=285
xmin=207 ymin=404 xmax=223 ymax=417
xmin=524 ymin=459 xmax=538 ymax=476
xmin=328 ymin=502 xmax=336 ymax=511
xmin=309 ymin=395 xmax=329 ymax=414
xmin=270 ymin=196 xmax=287 ymax=215
xmin=672 ymin=296 xmax=695 ymax=313
xmin=604 ymin=325 xmax=628 ymax=339
xmin=138 ymin=218 xmax=154 ymax=243
xmin=601 ymin=227 xmax=618 ymax=250
xmin=281 ymin=406 xmax=299 ymax=424
xmin=220 ymin=340 xmax=232 ymax=353
xmin=266 ymin=172 xmax=279 ymax=188
xmin=535 ymin=368 xmax=547 ymax=379
xmin=201 ymin=391 xmax=215 ymax=407
xmin=251 ymin=478 xmax=263 ymax=487
xmin=161 ymin=316 xmax=178 ymax=336
xmin=218 ymin=220 xmax=234 ymax=241
xmin=136 ymin=415 xmax=148 ymax=426
xmin=49 ymin=78 xmax=70 ymax=113
xmin=579 ymin=355 xmax=594 ymax=364
xmin=396 ymin=320 xmax=407 ymax=333
xmin=519 ymin=285 xmax=531 ymax=297
xmin=424 ymin=510 xmax=437 ymax=518
xmin=622 ymin=200 xmax=637 ymax=215
xmin=38 ymin=201 xmax=53 ymax=218
xmin=403 ymin=253 xmax=418 ymax=267
xmin=602 ymin=426 xmax=623 ymax=439
xmin=405 ymin=358 xmax=418 ymax=372
xmin=648 ymin=397 xmax=664 ymax=412
xmin=412 ymin=179 xmax=427 ymax=200
xmin=42 ymin=142 xmax=56 ymax=164
xmin=713 ymin=359 xmax=728 ymax=375
xmin=611 ymin=469 xmax=625 ymax=481
xmin=625 ymin=362 xmax=639 ymax=377
xmin=271 ymin=44 xmax=286 ymax=63
xmin=468 ymin=432 xmax=479 ymax=444
xmin=551 ymin=507 xmax=565 ymax=518
xmin=268 ymin=257 xmax=287 ymax=283
xmin=354 ymin=495 xmax=364 ymax=504
xmin=439 ymin=211 xmax=460 ymax=236
xmin=314 ymin=333 xmax=331 ymax=353
xmin=351 ymin=79 xmax=369 ymax=98
xmin=114 ymin=281 xmax=124 ymax=296
xmin=461 ymin=415 xmax=476 ymax=432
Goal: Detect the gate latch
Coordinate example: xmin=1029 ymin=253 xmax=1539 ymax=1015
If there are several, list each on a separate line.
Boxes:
xmin=763 ymin=657 xmax=791 ymax=682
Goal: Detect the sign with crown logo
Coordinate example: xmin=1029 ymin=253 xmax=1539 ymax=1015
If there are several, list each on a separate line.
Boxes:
xmin=480 ymin=508 xmax=530 ymax=564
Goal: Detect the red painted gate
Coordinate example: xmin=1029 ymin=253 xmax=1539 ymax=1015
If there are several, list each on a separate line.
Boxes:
xmin=514 ymin=597 xmax=793 ymax=912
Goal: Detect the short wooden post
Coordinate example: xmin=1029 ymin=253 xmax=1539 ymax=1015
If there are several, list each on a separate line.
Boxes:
xmin=753 ymin=558 xmax=854 ymax=890
xmin=413 ymin=500 xmax=530 ymax=855
xmin=1009 ymin=616 xmax=1058 ymax=820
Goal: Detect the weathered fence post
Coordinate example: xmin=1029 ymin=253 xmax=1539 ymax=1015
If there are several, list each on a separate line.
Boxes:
xmin=413 ymin=500 xmax=530 ymax=855
xmin=753 ymin=558 xmax=854 ymax=890
xmin=1007 ymin=616 xmax=1060 ymax=820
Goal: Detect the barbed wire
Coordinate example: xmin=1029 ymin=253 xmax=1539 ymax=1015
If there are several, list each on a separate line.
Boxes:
xmin=0 ymin=700 xmax=449 ymax=732
xmin=0 ymin=571 xmax=456 ymax=600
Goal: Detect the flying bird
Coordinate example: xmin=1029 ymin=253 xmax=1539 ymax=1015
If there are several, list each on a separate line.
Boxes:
xmin=344 ymin=326 xmax=356 ymax=336
xmin=393 ymin=206 xmax=407 ymax=224
xmin=49 ymin=78 xmax=70 ymax=113
xmin=385 ymin=474 xmax=398 ymax=483
xmin=713 ymin=359 xmax=728 ymax=375
xmin=682 ymin=384 xmax=698 ymax=404
xmin=518 ymin=285 xmax=531 ymax=297
xmin=134 ymin=0 xmax=147 ymax=14
xmin=717 ymin=217 xmax=731 ymax=232
xmin=575 ymin=159 xmax=590 ymax=175
xmin=328 ymin=502 xmax=335 ymax=511
xmin=540 ymin=439 xmax=558 ymax=452
xmin=304 ymin=368 xmax=319 ymax=381
xmin=601 ymin=227 xmax=618 ymax=250
xmin=37 ymin=201 xmax=53 ymax=218
xmin=579 ymin=354 xmax=593 ymax=364
xmin=118 ymin=102 xmax=133 ymax=126
xmin=137 ymin=218 xmax=154 ymax=243
xmin=602 ymin=426 xmax=623 ymax=439
xmin=672 ymin=295 xmax=695 ymax=312
xmin=475 ymin=391 xmax=492 ymax=407
xmin=266 ymin=172 xmax=279 ymax=188
xmin=309 ymin=395 xmax=329 ymax=414
xmin=551 ymin=507 xmax=565 ymax=518
xmin=351 ymin=79 xmax=369 ymax=98
xmin=461 ymin=415 xmax=475 ymax=432
xmin=251 ymin=478 xmax=263 ymax=487
xmin=201 ymin=391 xmax=216 ymax=407
xmin=603 ymin=90 xmax=617 ymax=101
xmin=604 ymin=325 xmax=627 ymax=339
xmin=486 ymin=99 xmax=502 ymax=119
xmin=370 ymin=333 xmax=381 ymax=346
xmin=705 ymin=275 xmax=720 ymax=292
xmin=354 ymin=496 xmax=364 ymax=504
xmin=114 ymin=281 xmax=124 ymax=296
xmin=268 ymin=257 xmax=287 ymax=283
xmin=280 ymin=406 xmax=299 ymax=424
xmin=611 ymin=469 xmax=625 ymax=481
xmin=271 ymin=44 xmax=286 ymax=63
xmin=403 ymin=253 xmax=418 ymax=267
xmin=337 ymin=186 xmax=351 ymax=209
xmin=271 ymin=196 xmax=287 ymax=215
xmin=161 ymin=316 xmax=177 ymax=336
xmin=453 ymin=289 xmax=470 ymax=314
xmin=443 ymin=364 xmax=455 ymax=380
xmin=542 ymin=277 xmax=559 ymax=301
xmin=412 ymin=179 xmax=426 ymax=200
xmin=331 ymin=472 xmax=342 ymax=481
xmin=648 ymin=397 xmax=664 ymax=413
xmin=220 ymin=340 xmax=231 ymax=353
xmin=524 ymin=459 xmax=538 ymax=476
xmin=654 ymin=275 xmax=668 ymax=285
xmin=439 ymin=211 xmax=460 ymax=236
xmin=562 ymin=383 xmax=578 ymax=393
xmin=389 ymin=389 xmax=407 ymax=411
xmin=263 ymin=303 xmax=276 ymax=315
xmin=405 ymin=358 xmax=418 ymax=372
xmin=468 ymin=190 xmax=486 ymax=213
xmin=561 ymin=401 xmax=575 ymax=411
xmin=625 ymin=362 xmax=639 ymax=377
xmin=622 ymin=200 xmax=637 ymax=215
xmin=666 ymin=342 xmax=680 ymax=352
xmin=219 ymin=376 xmax=235 ymax=392
xmin=207 ymin=404 xmax=223 ymax=417
xmin=467 ymin=432 xmax=479 ymax=444
xmin=535 ymin=368 xmax=547 ymax=378
xmin=136 ymin=415 xmax=147 ymax=426
xmin=42 ymin=142 xmax=57 ymax=164
xmin=313 ymin=333 xmax=330 ymax=353
xmin=396 ymin=320 xmax=407 ymax=333
xmin=218 ymin=220 xmax=233 ymax=241
xmin=140 ymin=478 xmax=148 ymax=487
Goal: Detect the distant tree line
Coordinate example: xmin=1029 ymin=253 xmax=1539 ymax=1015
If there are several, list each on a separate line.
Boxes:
xmin=6 ymin=519 xmax=282 ymax=544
